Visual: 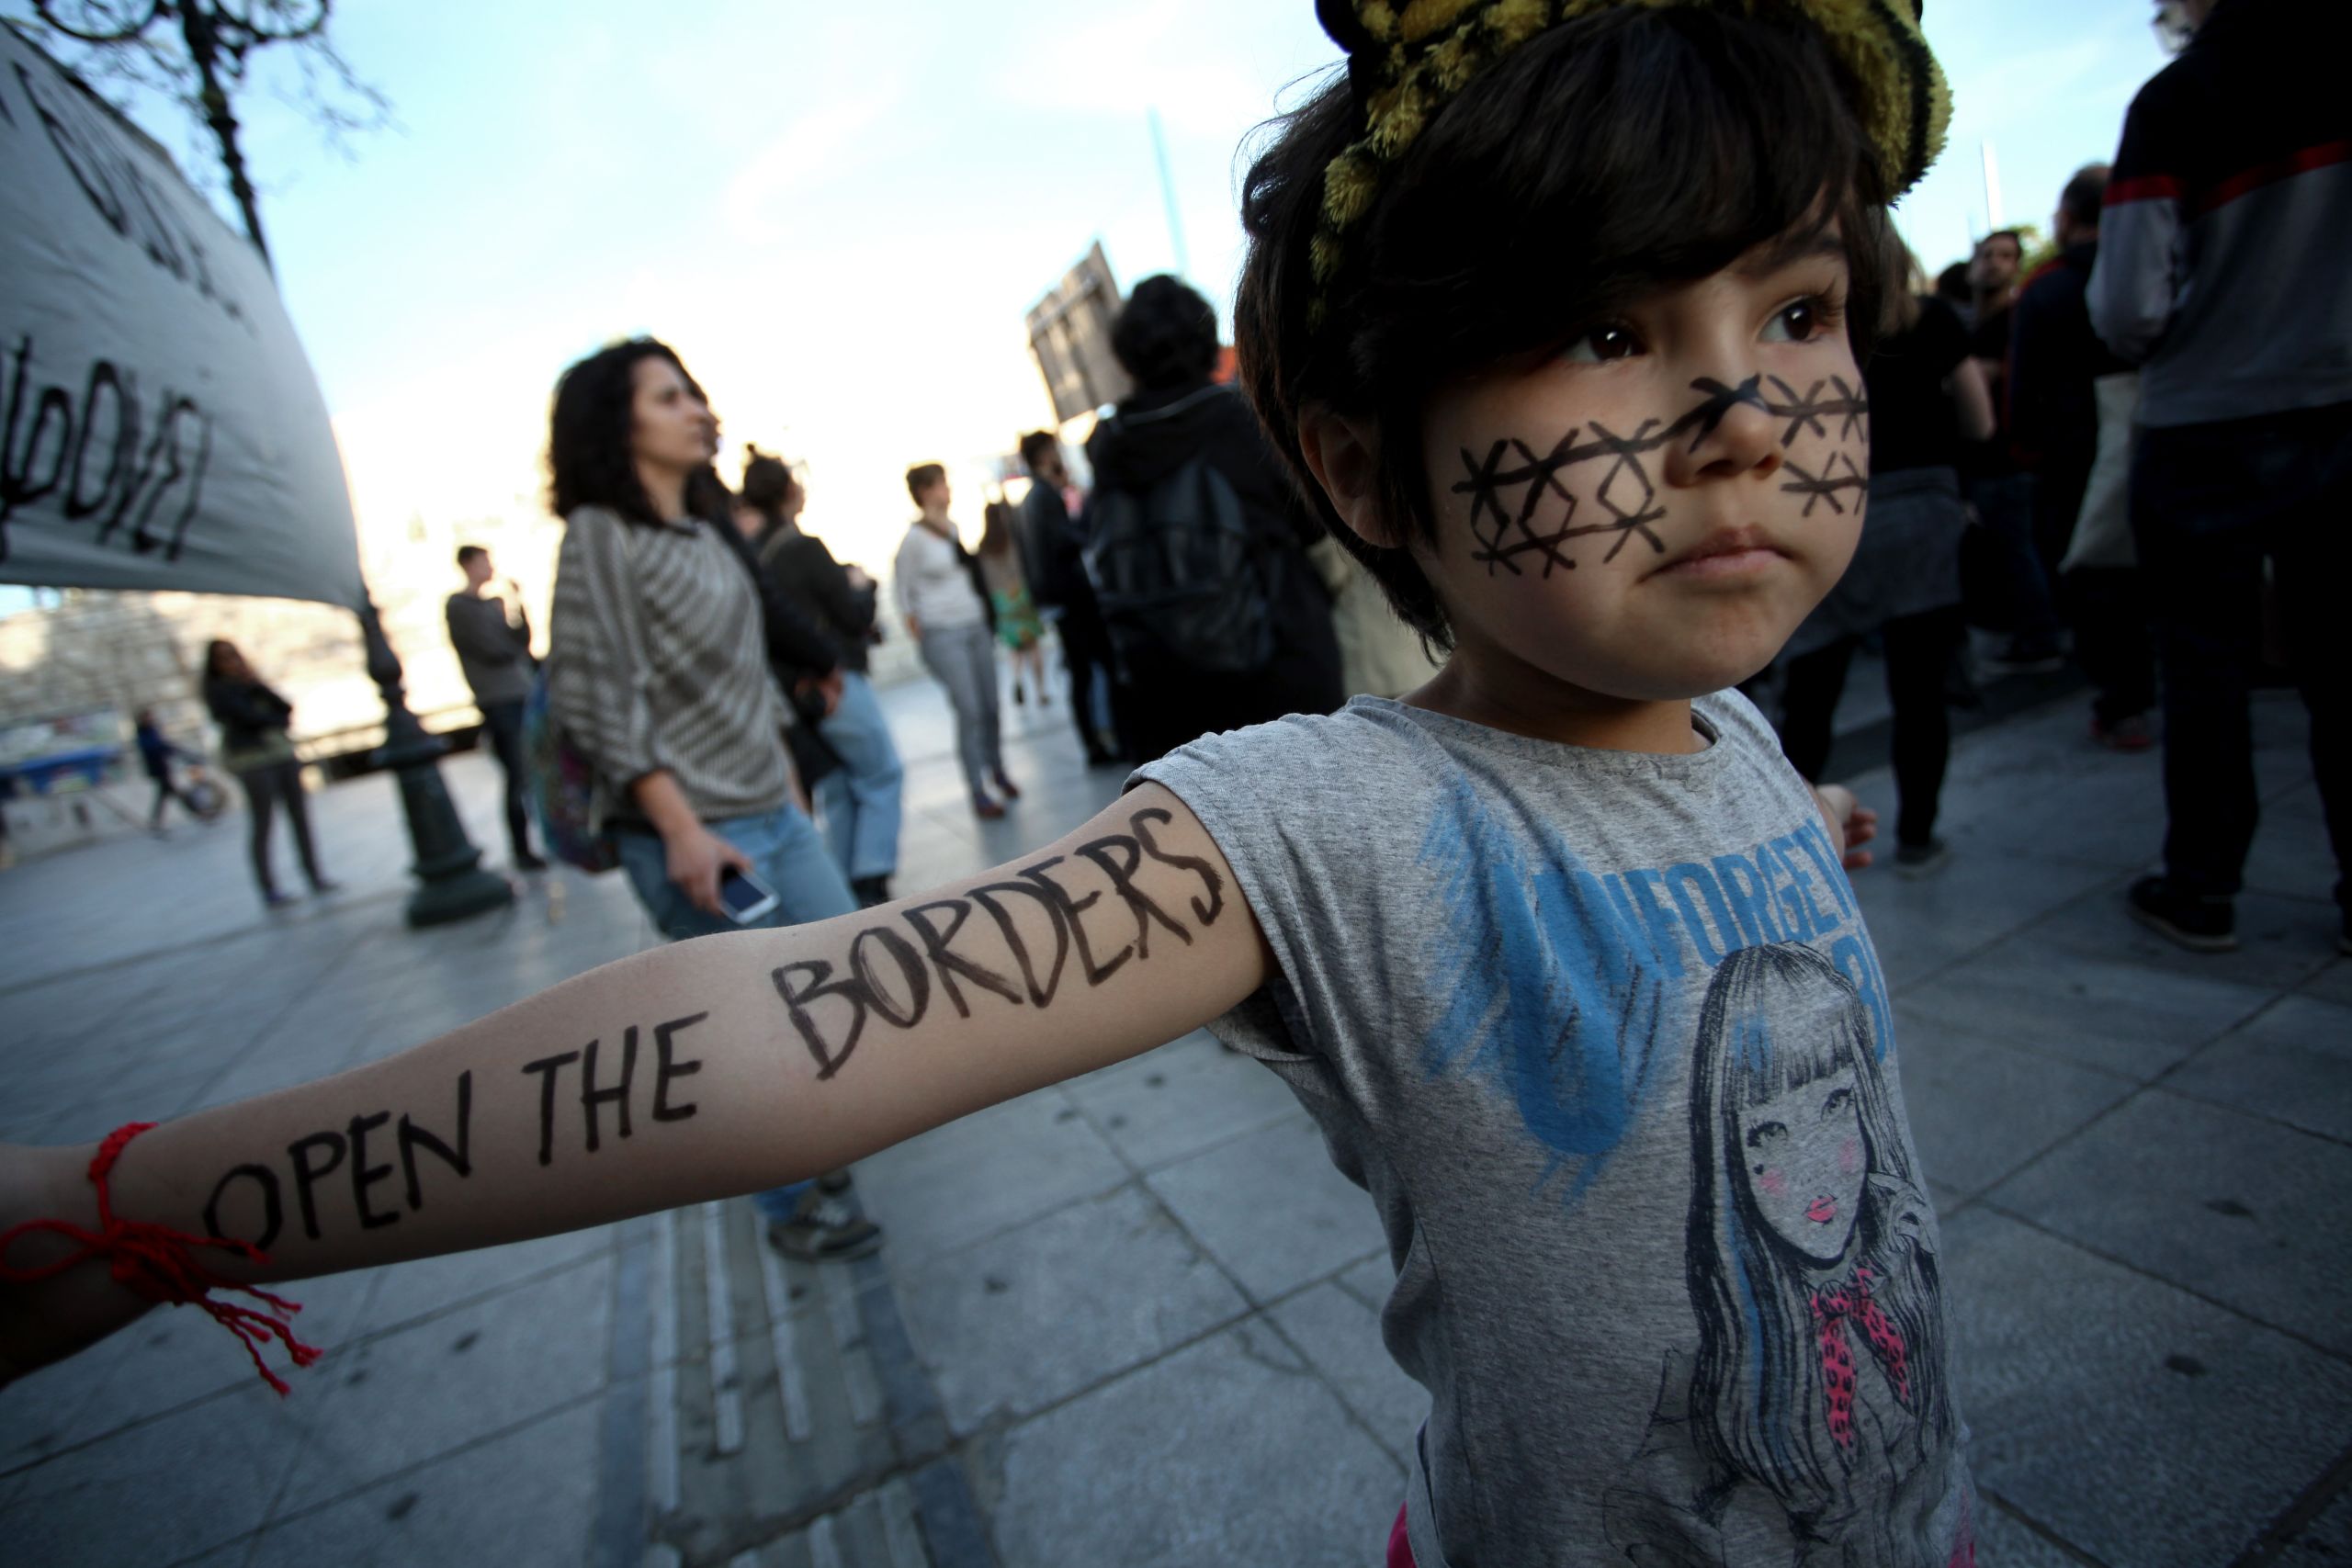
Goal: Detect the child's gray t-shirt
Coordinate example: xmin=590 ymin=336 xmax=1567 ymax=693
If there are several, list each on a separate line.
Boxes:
xmin=1139 ymin=692 xmax=1973 ymax=1568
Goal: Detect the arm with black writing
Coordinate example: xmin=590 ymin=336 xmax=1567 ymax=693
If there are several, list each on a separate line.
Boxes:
xmin=0 ymin=784 xmax=1267 ymax=1384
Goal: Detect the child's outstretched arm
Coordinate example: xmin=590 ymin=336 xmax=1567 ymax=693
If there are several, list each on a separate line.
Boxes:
xmin=0 ymin=784 xmax=1264 ymax=1384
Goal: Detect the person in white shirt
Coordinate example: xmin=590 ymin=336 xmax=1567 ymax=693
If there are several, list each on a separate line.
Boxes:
xmin=893 ymin=464 xmax=1018 ymax=818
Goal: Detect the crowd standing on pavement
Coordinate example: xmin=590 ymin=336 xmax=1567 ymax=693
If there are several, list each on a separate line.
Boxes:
xmin=0 ymin=4 xmax=2346 ymax=1567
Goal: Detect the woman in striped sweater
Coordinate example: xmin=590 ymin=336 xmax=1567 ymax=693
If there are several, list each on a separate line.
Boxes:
xmin=543 ymin=336 xmax=882 ymax=1263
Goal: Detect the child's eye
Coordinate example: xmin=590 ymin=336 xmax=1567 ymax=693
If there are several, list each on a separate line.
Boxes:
xmin=1763 ymin=295 xmax=1839 ymax=344
xmin=1561 ymin=324 xmax=1642 ymax=365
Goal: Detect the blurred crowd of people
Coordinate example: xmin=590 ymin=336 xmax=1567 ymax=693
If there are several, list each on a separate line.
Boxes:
xmin=1768 ymin=0 xmax=2346 ymax=958
xmin=467 ymin=272 xmax=1440 ymax=1263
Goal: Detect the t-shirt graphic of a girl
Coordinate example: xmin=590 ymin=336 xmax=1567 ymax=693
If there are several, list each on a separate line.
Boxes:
xmin=1606 ymin=942 xmax=1969 ymax=1567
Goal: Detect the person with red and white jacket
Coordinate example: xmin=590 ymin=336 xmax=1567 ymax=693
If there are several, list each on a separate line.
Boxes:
xmin=2087 ymin=0 xmax=2352 ymax=957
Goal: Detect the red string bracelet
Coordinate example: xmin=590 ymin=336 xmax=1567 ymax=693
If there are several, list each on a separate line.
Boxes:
xmin=0 ymin=1122 xmax=321 ymax=1396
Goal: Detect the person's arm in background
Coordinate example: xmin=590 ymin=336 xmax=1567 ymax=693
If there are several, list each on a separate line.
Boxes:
xmin=505 ymin=588 xmax=533 ymax=655
xmin=2006 ymin=273 xmax=2054 ymax=468
xmin=447 ymin=595 xmax=528 ymax=671
xmin=549 ymin=512 xmax=743 ymax=916
xmin=798 ymin=536 xmax=876 ymax=642
xmin=2087 ymin=85 xmax=2183 ymax=364
xmin=0 ymin=784 xmax=1268 ymax=1384
xmin=1949 ymin=355 xmax=1996 ymax=446
xmin=894 ymin=531 xmax=922 ymax=642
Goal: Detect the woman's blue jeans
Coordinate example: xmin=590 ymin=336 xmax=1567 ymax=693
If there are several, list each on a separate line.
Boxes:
xmin=615 ymin=802 xmax=857 ymax=1223
xmin=814 ymin=671 xmax=904 ymax=882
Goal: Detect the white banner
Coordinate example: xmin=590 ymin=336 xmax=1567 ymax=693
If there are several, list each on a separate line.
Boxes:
xmin=0 ymin=30 xmax=366 ymax=609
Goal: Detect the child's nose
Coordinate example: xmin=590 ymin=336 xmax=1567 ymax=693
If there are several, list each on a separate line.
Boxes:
xmin=1662 ymin=392 xmax=1782 ymax=488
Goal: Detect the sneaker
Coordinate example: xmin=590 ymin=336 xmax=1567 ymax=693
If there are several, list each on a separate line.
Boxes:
xmin=850 ymin=874 xmax=892 ymax=908
xmin=816 ymin=1168 xmax=854 ymax=1195
xmin=765 ymin=1195 xmax=882 ymax=1262
xmin=263 ymin=889 xmax=300 ymax=909
xmin=992 ymin=772 xmax=1022 ymax=800
xmin=972 ymin=795 xmax=1006 ymax=820
xmin=1893 ymin=839 xmax=1952 ymax=878
xmin=308 ymin=878 xmax=342 ymax=897
xmin=514 ymin=849 xmax=549 ymax=873
xmin=2127 ymin=875 xmax=2238 ymax=953
xmin=2090 ymin=714 xmax=2155 ymax=753
xmin=1981 ymin=636 xmax=2065 ymax=676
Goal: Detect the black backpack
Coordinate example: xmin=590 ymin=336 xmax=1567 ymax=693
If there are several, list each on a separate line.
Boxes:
xmin=1083 ymin=449 xmax=1277 ymax=678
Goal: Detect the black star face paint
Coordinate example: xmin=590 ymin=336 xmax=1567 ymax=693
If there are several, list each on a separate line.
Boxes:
xmin=1453 ymin=374 xmax=1871 ymax=580
xmin=1414 ymin=243 xmax=1873 ymax=703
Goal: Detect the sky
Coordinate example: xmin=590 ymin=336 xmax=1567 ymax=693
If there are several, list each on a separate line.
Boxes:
xmin=9 ymin=0 xmax=2173 ymax=595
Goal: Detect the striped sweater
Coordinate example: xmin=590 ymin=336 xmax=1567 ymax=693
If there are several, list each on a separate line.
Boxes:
xmin=548 ymin=505 xmax=793 ymax=826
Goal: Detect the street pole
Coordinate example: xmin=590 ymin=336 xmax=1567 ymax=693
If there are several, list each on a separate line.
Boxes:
xmin=356 ymin=592 xmax=514 ymax=927
xmin=1149 ymin=108 xmax=1190 ymax=280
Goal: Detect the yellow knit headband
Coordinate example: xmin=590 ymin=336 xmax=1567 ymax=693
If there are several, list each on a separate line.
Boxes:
xmin=1308 ymin=0 xmax=1952 ymax=321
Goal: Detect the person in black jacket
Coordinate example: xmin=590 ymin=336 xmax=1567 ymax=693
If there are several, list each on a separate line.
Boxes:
xmin=2008 ymin=164 xmax=2155 ymax=752
xmin=201 ymin=640 xmax=337 ymax=908
xmin=737 ymin=449 xmax=904 ymax=908
xmin=1018 ymin=431 xmax=1123 ymax=766
xmin=1084 ymin=276 xmax=1341 ymax=765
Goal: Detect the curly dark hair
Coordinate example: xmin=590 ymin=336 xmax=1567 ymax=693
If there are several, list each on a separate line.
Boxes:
xmin=1234 ymin=7 xmax=1894 ymax=646
xmin=547 ymin=337 xmax=709 ymax=525
xmin=1112 ymin=275 xmax=1222 ymax=391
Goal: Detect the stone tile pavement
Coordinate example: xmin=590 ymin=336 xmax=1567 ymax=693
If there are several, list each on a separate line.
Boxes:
xmin=0 ymin=665 xmax=2346 ymax=1566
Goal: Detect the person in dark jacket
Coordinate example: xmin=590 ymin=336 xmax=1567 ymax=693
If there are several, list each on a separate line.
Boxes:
xmin=1084 ymin=275 xmax=1341 ymax=765
xmin=737 ymin=448 xmax=903 ymax=907
xmin=201 ymin=640 xmax=337 ymax=908
xmin=447 ymin=545 xmax=547 ymax=870
xmin=133 ymin=707 xmax=208 ymax=835
xmin=2087 ymin=0 xmax=2351 ymax=957
xmin=2008 ymin=164 xmax=2155 ymax=752
xmin=1018 ymin=431 xmax=1123 ymax=765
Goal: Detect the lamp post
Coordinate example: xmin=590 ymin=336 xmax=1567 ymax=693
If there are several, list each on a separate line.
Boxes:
xmin=356 ymin=594 xmax=514 ymax=927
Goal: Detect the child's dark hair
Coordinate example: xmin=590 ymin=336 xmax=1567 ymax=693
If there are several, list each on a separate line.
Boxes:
xmin=1237 ymin=7 xmax=1896 ymax=645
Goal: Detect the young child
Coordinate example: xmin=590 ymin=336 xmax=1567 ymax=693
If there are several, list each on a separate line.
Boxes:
xmin=0 ymin=3 xmax=1969 ymax=1562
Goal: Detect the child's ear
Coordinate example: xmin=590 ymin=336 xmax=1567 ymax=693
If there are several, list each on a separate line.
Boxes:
xmin=1298 ymin=403 xmax=1402 ymax=550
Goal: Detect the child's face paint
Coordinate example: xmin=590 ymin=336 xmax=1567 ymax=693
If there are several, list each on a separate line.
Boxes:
xmin=1418 ymin=231 xmax=1868 ymax=705
xmin=1736 ymin=1066 xmax=1864 ymax=1265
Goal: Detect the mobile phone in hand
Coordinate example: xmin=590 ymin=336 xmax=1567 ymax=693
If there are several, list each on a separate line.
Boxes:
xmin=718 ymin=866 xmax=779 ymax=924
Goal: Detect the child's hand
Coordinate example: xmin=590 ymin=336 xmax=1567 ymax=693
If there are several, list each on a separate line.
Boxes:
xmin=0 ymin=1142 xmax=155 ymax=1390
xmin=1812 ymin=784 xmax=1878 ymax=870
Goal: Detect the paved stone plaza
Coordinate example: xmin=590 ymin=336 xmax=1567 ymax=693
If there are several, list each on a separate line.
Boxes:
xmin=1 ymin=671 xmax=2346 ymax=1567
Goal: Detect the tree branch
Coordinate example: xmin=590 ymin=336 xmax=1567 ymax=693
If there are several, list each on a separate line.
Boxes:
xmin=28 ymin=0 xmax=165 ymax=45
